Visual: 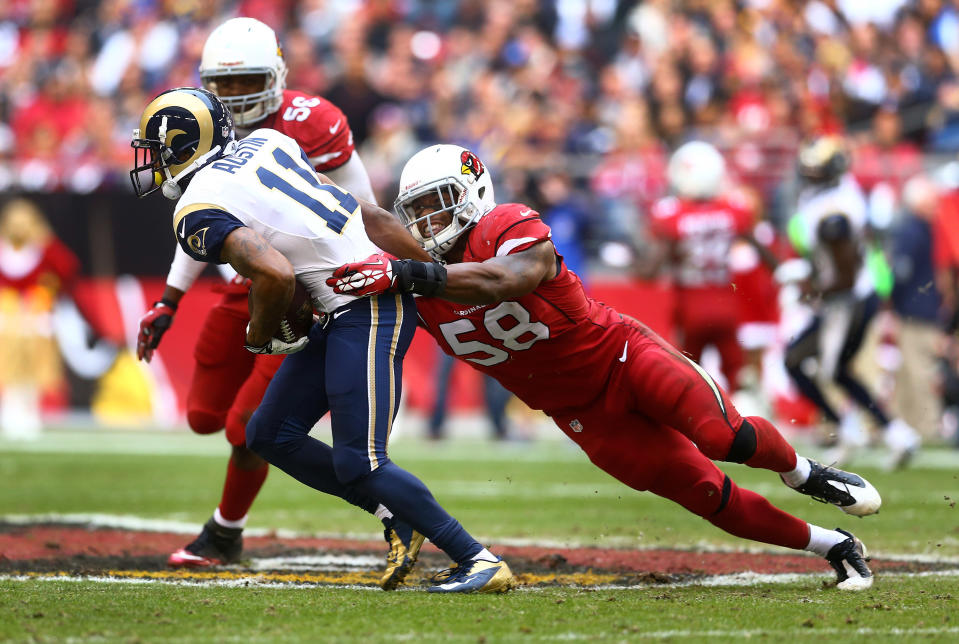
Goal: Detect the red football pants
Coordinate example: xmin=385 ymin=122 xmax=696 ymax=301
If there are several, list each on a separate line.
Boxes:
xmin=674 ymin=289 xmax=743 ymax=390
xmin=548 ymin=320 xmax=807 ymax=550
xmin=186 ymin=292 xmax=284 ymax=446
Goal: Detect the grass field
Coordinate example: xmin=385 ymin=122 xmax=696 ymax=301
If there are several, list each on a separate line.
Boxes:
xmin=2 ymin=428 xmax=959 ymax=642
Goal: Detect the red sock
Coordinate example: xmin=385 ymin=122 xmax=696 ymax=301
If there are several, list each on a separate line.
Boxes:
xmin=218 ymin=459 xmax=269 ymax=523
xmin=742 ymin=415 xmax=798 ymax=473
xmin=709 ymin=479 xmax=809 ymax=550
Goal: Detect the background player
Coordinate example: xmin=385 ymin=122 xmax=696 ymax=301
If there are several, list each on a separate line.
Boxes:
xmin=784 ymin=136 xmax=920 ymax=468
xmin=643 ymin=141 xmax=768 ymax=393
xmin=131 ymin=88 xmax=515 ymax=594
xmin=134 ymin=18 xmax=385 ymax=569
xmin=330 ymin=144 xmax=881 ymax=591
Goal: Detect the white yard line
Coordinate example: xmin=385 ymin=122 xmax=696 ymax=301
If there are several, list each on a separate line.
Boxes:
xmin=4 ymin=568 xmax=959 ymax=590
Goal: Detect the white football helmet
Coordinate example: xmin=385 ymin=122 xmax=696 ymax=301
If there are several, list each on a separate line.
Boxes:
xmin=199 ymin=17 xmax=288 ymax=127
xmin=394 ymin=145 xmax=496 ymax=259
xmin=667 ymin=140 xmax=726 ymax=200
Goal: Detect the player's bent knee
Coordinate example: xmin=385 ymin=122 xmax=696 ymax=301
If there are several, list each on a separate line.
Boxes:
xmin=331 ymin=447 xmax=376 ymax=485
xmin=186 ymin=408 xmax=226 ymax=435
xmin=686 ymin=475 xmax=731 ymax=517
xmin=724 ymin=420 xmax=757 ymax=464
xmin=245 ymin=409 xmax=271 ymax=455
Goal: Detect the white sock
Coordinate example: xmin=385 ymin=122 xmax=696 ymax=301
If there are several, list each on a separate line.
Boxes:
xmin=374 ymin=505 xmax=393 ymax=522
xmin=213 ymin=507 xmax=246 ymax=529
xmin=780 ymin=455 xmax=812 ymax=488
xmin=471 ymin=547 xmax=498 ymax=563
xmin=804 ymin=524 xmax=847 ymax=557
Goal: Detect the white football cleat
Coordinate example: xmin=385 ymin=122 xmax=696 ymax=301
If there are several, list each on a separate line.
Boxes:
xmin=883 ymin=418 xmax=920 ymax=470
xmin=784 ymin=459 xmax=882 ymax=517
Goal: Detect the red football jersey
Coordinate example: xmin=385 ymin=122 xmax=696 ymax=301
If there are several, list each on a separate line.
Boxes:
xmin=415 ymin=204 xmax=627 ymax=411
xmin=260 ymin=89 xmax=355 ymax=172
xmin=650 ymin=195 xmax=752 ymax=288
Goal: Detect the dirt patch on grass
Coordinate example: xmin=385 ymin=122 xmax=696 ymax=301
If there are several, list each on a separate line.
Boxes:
xmin=0 ymin=522 xmax=952 ymax=586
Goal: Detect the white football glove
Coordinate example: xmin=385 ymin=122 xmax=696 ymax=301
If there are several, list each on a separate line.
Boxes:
xmin=243 ymin=323 xmax=310 ymax=355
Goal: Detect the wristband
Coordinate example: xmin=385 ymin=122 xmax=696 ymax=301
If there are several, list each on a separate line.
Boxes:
xmin=392 ymin=260 xmax=447 ymax=296
xmin=158 ymin=297 xmax=179 ymax=312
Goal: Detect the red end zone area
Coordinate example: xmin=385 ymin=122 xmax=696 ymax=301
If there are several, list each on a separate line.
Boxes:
xmin=0 ymin=522 xmax=949 ymax=588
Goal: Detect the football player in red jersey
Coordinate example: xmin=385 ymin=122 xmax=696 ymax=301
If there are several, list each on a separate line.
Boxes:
xmin=134 ymin=18 xmax=420 ymax=581
xmin=329 ymin=145 xmax=883 ymax=590
xmin=644 ymin=141 xmax=757 ymax=391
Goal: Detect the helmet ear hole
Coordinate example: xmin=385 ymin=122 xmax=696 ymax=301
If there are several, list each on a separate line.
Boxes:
xmin=478 ymin=186 xmax=486 ymax=199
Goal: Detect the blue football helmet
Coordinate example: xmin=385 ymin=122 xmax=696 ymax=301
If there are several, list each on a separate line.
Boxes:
xmin=130 ymin=87 xmax=236 ymax=199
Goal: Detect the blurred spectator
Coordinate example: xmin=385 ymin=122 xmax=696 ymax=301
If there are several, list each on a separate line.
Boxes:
xmin=428 ymin=350 xmax=513 ymax=442
xmin=4 ymin=0 xmax=959 ymax=275
xmin=891 ymin=174 xmax=946 ymax=441
xmin=852 ymin=105 xmax=924 ymax=228
xmin=0 ymin=197 xmax=78 ymax=439
xmin=536 ymin=170 xmax=590 ymax=279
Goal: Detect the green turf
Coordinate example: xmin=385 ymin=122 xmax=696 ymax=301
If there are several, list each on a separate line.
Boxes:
xmin=2 ymin=430 xmax=958 ymax=555
xmin=2 ymin=429 xmax=959 ymax=642
xmin=2 ymin=577 xmax=958 ymax=642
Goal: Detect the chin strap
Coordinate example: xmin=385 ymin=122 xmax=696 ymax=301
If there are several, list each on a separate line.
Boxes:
xmin=160 ymin=141 xmax=234 ymax=200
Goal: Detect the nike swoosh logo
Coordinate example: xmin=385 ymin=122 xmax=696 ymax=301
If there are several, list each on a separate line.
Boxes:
xmin=519 ymin=209 xmax=532 ymax=217
xmin=329 ymin=120 xmax=341 ymax=135
xmin=436 ymin=569 xmax=495 ymax=590
xmin=333 ymin=309 xmax=350 ymax=319
xmin=618 ymin=341 xmax=628 ymax=363
xmin=179 ymin=217 xmax=187 ymax=238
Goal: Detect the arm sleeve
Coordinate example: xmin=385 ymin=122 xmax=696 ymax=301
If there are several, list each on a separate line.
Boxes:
xmin=166 ymin=244 xmax=208 ymax=292
xmin=324 ymin=152 xmax=377 ymax=204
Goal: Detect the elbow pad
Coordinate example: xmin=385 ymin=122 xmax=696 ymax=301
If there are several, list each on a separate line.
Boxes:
xmin=392 ymin=260 xmax=447 ymax=296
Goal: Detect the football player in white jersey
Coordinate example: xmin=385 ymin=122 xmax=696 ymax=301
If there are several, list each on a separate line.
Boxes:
xmin=784 ymin=136 xmax=920 ymax=468
xmin=133 ymin=17 xmax=407 ymax=574
xmin=130 ymin=87 xmax=515 ymax=593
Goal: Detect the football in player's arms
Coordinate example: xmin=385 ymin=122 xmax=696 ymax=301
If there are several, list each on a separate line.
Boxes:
xmin=132 ymin=88 xmax=515 ymax=594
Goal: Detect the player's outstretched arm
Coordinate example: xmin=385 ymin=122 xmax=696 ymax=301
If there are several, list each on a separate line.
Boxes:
xmin=358 ymin=198 xmax=432 ymax=262
xmin=316 ymin=170 xmax=429 ymax=262
xmin=328 ymin=241 xmax=557 ymax=304
xmin=443 ymin=241 xmax=557 ymax=304
xmin=219 ymin=226 xmax=295 ymax=347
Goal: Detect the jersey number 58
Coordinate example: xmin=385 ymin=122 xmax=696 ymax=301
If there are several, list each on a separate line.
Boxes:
xmin=438 ymin=301 xmax=549 ymax=366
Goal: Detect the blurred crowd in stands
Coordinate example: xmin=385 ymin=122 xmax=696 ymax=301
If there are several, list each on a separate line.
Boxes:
xmin=3 ymin=0 xmax=959 ymax=259
xmin=7 ymin=1 xmax=959 ymax=446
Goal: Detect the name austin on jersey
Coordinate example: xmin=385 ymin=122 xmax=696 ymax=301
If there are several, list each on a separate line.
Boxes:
xmin=178 ymin=136 xmax=271 ymax=257
xmin=210 ymin=136 xmax=269 ymax=174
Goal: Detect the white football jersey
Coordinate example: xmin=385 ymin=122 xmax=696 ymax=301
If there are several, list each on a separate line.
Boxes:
xmin=172 ymin=128 xmax=377 ymax=312
xmin=795 ymin=173 xmax=872 ymax=297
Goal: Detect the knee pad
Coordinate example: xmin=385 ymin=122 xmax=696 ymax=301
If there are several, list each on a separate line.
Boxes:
xmin=724 ymin=419 xmax=757 ymax=464
xmin=186 ymin=408 xmax=225 ymax=435
xmin=225 ymin=407 xmax=254 ymax=448
xmin=680 ymin=475 xmax=731 ymax=517
xmin=333 ymin=445 xmax=391 ymax=485
xmin=331 ymin=446 xmax=374 ymax=486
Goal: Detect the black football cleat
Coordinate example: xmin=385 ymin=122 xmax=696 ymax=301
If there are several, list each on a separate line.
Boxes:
xmin=785 ymin=460 xmax=881 ymax=517
xmin=167 ymin=517 xmax=243 ymax=568
xmin=825 ymin=528 xmax=873 ymax=590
